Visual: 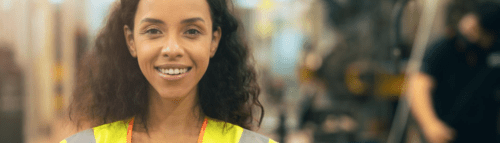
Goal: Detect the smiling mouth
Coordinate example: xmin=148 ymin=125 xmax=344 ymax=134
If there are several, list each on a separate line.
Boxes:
xmin=155 ymin=67 xmax=192 ymax=75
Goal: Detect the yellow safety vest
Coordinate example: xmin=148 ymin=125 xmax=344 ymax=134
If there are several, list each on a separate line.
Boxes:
xmin=60 ymin=117 xmax=277 ymax=143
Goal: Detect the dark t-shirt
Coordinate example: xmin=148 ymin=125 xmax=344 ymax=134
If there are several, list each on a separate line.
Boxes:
xmin=421 ymin=37 xmax=500 ymax=142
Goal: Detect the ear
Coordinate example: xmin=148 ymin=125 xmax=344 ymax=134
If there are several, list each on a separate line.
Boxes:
xmin=124 ymin=25 xmax=137 ymax=58
xmin=210 ymin=27 xmax=222 ymax=58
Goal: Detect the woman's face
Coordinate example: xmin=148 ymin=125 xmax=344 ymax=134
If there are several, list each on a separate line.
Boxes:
xmin=125 ymin=0 xmax=221 ymax=99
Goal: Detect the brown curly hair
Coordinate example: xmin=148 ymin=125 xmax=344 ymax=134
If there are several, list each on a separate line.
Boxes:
xmin=70 ymin=0 xmax=263 ymax=130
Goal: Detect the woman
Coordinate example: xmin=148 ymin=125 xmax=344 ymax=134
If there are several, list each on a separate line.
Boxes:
xmin=60 ymin=0 xmax=276 ymax=142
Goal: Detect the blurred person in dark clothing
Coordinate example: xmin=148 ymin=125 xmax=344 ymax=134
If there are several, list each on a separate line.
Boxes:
xmin=409 ymin=1 xmax=500 ymax=143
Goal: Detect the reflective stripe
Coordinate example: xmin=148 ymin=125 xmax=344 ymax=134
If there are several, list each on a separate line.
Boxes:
xmin=64 ymin=129 xmax=96 ymax=143
xmin=202 ymin=118 xmax=244 ymax=143
xmin=238 ymin=129 xmax=269 ymax=143
xmin=93 ymin=120 xmax=129 ymax=143
xmin=197 ymin=118 xmax=209 ymax=143
xmin=126 ymin=117 xmax=135 ymax=143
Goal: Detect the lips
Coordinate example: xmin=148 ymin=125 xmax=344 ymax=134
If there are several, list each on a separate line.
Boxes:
xmin=154 ymin=65 xmax=192 ymax=80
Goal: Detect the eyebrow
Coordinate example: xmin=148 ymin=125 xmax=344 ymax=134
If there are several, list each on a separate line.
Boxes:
xmin=181 ymin=17 xmax=205 ymax=24
xmin=140 ymin=18 xmax=165 ymax=25
xmin=139 ymin=17 xmax=205 ymax=25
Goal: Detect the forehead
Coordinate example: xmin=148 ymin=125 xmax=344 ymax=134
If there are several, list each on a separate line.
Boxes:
xmin=135 ymin=0 xmax=212 ymax=24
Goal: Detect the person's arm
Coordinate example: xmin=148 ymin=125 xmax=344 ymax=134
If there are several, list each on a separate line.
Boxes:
xmin=409 ymin=72 xmax=439 ymax=129
xmin=408 ymin=72 xmax=455 ymax=143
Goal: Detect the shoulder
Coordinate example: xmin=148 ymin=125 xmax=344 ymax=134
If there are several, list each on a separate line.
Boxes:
xmin=421 ymin=38 xmax=456 ymax=74
xmin=59 ymin=129 xmax=96 ymax=143
xmin=60 ymin=120 xmax=130 ymax=143
xmin=238 ymin=128 xmax=278 ymax=143
xmin=204 ymin=118 xmax=277 ymax=143
xmin=92 ymin=119 xmax=129 ymax=143
xmin=425 ymin=38 xmax=456 ymax=58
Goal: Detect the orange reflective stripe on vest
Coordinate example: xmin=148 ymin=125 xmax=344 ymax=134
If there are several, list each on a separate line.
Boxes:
xmin=197 ymin=118 xmax=208 ymax=143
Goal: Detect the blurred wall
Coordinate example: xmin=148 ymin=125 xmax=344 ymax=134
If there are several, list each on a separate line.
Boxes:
xmin=1 ymin=0 xmax=84 ymax=142
xmin=0 ymin=0 xmax=467 ymax=142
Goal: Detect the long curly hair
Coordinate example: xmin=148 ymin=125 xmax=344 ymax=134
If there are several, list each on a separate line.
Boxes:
xmin=70 ymin=0 xmax=263 ymax=130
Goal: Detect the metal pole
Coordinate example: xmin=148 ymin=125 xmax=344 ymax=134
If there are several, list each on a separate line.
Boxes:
xmin=387 ymin=0 xmax=440 ymax=142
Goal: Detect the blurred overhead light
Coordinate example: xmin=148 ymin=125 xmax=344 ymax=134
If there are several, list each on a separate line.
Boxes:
xmin=2 ymin=0 xmax=12 ymax=11
xmin=235 ymin=0 xmax=259 ymax=9
xmin=49 ymin=0 xmax=63 ymax=4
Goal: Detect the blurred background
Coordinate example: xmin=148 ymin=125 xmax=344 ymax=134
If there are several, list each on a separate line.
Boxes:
xmin=0 ymin=0 xmax=499 ymax=142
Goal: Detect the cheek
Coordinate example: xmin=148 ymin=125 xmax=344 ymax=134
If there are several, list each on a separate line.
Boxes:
xmin=135 ymin=42 xmax=159 ymax=74
xmin=189 ymin=42 xmax=213 ymax=72
xmin=197 ymin=54 xmax=210 ymax=70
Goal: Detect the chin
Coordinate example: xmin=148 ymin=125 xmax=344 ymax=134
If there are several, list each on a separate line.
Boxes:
xmin=154 ymin=86 xmax=194 ymax=99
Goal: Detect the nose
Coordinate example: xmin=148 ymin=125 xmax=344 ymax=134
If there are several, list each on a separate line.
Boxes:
xmin=161 ymin=38 xmax=184 ymax=59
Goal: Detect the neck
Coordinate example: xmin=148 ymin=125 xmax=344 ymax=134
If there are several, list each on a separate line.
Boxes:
xmin=137 ymin=86 xmax=204 ymax=134
xmin=479 ymin=37 xmax=494 ymax=50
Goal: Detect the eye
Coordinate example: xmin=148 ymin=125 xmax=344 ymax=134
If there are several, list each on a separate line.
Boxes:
xmin=145 ymin=28 xmax=162 ymax=35
xmin=185 ymin=29 xmax=200 ymax=35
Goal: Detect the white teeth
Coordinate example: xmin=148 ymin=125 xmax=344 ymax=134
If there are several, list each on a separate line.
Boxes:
xmin=157 ymin=68 xmax=189 ymax=75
